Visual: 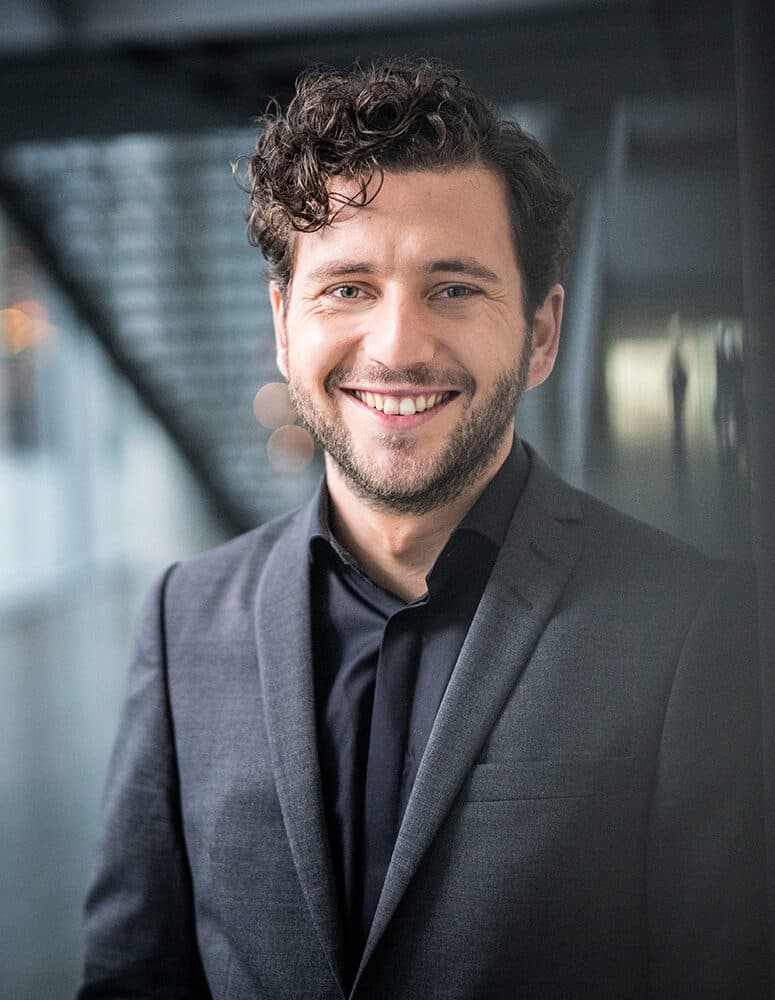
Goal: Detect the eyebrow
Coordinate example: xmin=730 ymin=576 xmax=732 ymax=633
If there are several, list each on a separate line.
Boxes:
xmin=422 ymin=258 xmax=501 ymax=283
xmin=304 ymin=262 xmax=376 ymax=283
xmin=304 ymin=257 xmax=501 ymax=284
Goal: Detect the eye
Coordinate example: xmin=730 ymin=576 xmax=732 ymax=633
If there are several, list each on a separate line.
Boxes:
xmin=330 ymin=285 xmax=362 ymax=300
xmin=434 ymin=284 xmax=478 ymax=300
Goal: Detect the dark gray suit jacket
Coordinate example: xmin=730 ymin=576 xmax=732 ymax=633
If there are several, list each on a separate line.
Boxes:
xmin=78 ymin=451 xmax=769 ymax=999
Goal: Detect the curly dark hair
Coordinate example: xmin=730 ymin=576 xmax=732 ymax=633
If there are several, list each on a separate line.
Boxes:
xmin=243 ymin=58 xmax=574 ymax=322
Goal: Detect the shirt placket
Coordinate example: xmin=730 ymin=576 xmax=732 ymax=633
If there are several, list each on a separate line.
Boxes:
xmin=359 ymin=603 xmax=424 ymax=947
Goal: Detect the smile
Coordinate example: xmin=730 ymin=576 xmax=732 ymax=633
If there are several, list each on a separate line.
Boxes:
xmin=348 ymin=389 xmax=455 ymax=415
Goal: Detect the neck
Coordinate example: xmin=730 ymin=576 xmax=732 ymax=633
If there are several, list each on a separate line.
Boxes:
xmin=324 ymin=436 xmax=512 ymax=602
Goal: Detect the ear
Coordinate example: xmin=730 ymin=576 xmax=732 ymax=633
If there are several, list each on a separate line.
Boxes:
xmin=269 ymin=283 xmax=289 ymax=378
xmin=526 ymin=283 xmax=564 ymax=390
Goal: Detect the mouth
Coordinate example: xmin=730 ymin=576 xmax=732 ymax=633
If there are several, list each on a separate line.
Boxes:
xmin=344 ymin=388 xmax=458 ymax=416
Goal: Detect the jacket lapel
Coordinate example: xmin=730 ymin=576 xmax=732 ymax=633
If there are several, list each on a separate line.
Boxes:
xmin=354 ymin=454 xmax=584 ymax=983
xmin=254 ymin=498 xmax=346 ymax=996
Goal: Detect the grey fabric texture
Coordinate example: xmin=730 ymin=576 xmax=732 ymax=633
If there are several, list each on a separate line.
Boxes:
xmin=78 ymin=449 xmax=769 ymax=999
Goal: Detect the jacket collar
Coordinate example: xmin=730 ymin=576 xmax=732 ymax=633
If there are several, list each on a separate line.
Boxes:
xmin=254 ymin=497 xmax=348 ymax=996
xmin=254 ymin=446 xmax=584 ymax=996
xmin=353 ymin=447 xmax=584 ymax=986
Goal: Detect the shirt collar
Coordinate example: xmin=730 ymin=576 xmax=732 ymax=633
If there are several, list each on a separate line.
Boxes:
xmin=308 ymin=436 xmax=529 ymax=571
xmin=308 ymin=480 xmax=359 ymax=570
xmin=449 ymin=435 xmax=529 ymax=550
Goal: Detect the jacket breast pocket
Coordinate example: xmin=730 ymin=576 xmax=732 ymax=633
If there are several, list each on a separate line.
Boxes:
xmin=459 ymin=756 xmax=647 ymax=802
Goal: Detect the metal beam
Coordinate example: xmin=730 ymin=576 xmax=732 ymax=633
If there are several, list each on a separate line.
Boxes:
xmin=0 ymin=167 xmax=249 ymax=534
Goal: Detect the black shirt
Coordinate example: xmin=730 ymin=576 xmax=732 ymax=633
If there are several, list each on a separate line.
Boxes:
xmin=308 ymin=438 xmax=529 ymax=980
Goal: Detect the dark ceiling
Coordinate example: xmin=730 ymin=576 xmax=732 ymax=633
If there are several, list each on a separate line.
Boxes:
xmin=0 ymin=0 xmax=737 ymax=147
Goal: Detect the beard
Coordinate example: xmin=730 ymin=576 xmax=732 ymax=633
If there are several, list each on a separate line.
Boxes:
xmin=287 ymin=341 xmax=531 ymax=515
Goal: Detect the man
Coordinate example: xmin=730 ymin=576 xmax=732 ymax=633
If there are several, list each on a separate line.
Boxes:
xmin=78 ymin=59 xmax=769 ymax=999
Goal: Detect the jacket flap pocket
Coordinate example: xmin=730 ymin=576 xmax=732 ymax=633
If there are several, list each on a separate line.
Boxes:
xmin=460 ymin=756 xmax=646 ymax=801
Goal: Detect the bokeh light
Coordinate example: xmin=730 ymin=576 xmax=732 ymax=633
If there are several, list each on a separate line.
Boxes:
xmin=253 ymin=381 xmax=297 ymax=429
xmin=266 ymin=424 xmax=315 ymax=473
xmin=1 ymin=299 xmax=54 ymax=354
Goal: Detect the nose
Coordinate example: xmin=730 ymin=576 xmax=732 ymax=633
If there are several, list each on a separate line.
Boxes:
xmin=361 ymin=290 xmax=436 ymax=369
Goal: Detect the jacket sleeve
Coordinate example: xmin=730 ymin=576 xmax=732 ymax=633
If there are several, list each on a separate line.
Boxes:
xmin=645 ymin=561 xmax=770 ymax=999
xmin=77 ymin=566 xmax=211 ymax=999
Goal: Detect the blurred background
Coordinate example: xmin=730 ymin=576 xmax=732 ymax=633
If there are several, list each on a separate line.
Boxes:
xmin=0 ymin=0 xmax=772 ymax=996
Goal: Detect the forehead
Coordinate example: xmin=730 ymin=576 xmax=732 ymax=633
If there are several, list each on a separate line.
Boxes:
xmin=291 ymin=167 xmax=519 ymax=279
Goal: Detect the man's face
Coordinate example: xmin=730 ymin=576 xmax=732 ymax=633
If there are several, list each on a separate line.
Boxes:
xmin=271 ymin=167 xmax=562 ymax=514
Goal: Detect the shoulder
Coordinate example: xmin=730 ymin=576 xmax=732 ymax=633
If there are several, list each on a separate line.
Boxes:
xmin=576 ymin=487 xmax=758 ymax=624
xmin=516 ymin=452 xmax=760 ymax=726
xmin=575 ymin=487 xmax=711 ymax=573
xmin=522 ymin=447 xmax=753 ymax=618
xmin=154 ymin=500 xmax=312 ymax=630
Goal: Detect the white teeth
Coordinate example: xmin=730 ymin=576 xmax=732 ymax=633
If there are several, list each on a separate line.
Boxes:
xmin=351 ymin=389 xmax=448 ymax=414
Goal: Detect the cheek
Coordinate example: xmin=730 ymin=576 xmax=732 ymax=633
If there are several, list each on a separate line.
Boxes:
xmin=450 ymin=306 xmax=524 ymax=361
xmin=288 ymin=317 xmax=359 ymax=370
xmin=455 ymin=338 xmax=519 ymax=382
